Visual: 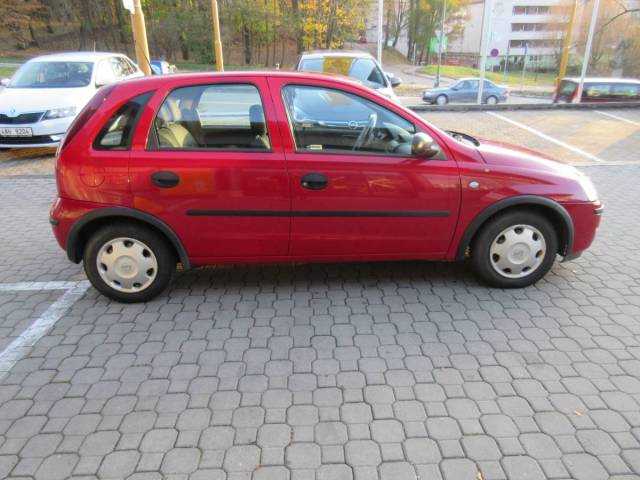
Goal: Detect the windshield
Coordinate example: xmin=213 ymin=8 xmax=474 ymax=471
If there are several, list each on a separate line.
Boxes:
xmin=299 ymin=56 xmax=387 ymax=89
xmin=9 ymin=61 xmax=94 ymax=88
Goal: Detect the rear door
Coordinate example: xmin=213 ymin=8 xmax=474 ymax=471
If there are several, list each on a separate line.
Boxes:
xmin=129 ymin=76 xmax=290 ymax=263
xmin=268 ymin=76 xmax=460 ymax=260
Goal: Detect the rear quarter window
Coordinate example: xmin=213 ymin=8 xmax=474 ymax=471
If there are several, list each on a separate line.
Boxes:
xmin=94 ymin=92 xmax=152 ymax=150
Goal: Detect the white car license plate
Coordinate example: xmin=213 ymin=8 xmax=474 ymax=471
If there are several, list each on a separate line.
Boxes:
xmin=0 ymin=127 xmax=33 ymax=137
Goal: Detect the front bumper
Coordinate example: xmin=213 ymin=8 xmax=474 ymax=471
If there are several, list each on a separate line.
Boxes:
xmin=561 ymin=200 xmax=603 ymax=260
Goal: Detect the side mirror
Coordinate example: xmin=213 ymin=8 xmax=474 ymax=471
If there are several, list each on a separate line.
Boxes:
xmin=386 ymin=72 xmax=402 ymax=88
xmin=412 ymin=132 xmax=440 ymax=158
xmin=0 ymin=78 xmax=10 ymax=87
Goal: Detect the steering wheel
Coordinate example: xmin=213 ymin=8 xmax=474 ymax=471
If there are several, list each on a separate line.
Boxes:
xmin=353 ymin=113 xmax=377 ymax=151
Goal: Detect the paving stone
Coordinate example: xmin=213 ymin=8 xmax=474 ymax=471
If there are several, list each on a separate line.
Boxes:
xmin=345 ymin=440 xmax=381 ymax=466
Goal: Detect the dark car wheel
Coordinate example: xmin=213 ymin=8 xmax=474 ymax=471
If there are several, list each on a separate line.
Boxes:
xmin=84 ymin=223 xmax=176 ymax=303
xmin=435 ymin=94 xmax=448 ymax=105
xmin=486 ymin=95 xmax=498 ymax=105
xmin=471 ymin=211 xmax=558 ymax=288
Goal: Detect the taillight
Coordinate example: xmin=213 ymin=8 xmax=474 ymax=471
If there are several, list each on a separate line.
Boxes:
xmin=60 ymin=84 xmax=116 ymax=151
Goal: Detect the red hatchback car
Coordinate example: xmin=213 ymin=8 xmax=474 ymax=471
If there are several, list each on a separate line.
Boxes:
xmin=50 ymin=72 xmax=602 ymax=302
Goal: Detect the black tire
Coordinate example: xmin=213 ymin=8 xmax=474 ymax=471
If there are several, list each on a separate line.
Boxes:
xmin=435 ymin=94 xmax=448 ymax=106
xmin=486 ymin=95 xmax=498 ymax=105
xmin=471 ymin=210 xmax=558 ymax=288
xmin=83 ymin=223 xmax=176 ymax=303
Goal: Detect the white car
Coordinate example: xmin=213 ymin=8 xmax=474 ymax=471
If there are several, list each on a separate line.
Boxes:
xmin=0 ymin=52 xmax=143 ymax=148
xmin=296 ymin=50 xmax=402 ymax=102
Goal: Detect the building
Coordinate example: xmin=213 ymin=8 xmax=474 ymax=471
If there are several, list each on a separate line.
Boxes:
xmin=449 ymin=0 xmax=569 ymax=69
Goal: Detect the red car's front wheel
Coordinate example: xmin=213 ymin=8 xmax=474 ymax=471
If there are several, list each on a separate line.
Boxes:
xmin=471 ymin=211 xmax=558 ymax=288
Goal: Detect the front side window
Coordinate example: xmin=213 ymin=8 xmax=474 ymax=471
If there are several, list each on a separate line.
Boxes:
xmin=153 ymin=83 xmax=270 ymax=150
xmin=9 ymin=61 xmax=93 ymax=88
xmin=283 ymin=85 xmax=416 ymax=155
xmin=94 ymin=92 xmax=152 ymax=150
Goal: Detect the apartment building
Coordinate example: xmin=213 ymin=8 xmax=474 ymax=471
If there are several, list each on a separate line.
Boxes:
xmin=448 ymin=0 xmax=569 ymax=68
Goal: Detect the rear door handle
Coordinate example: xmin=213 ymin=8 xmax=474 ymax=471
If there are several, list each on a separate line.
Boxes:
xmin=301 ymin=172 xmax=328 ymax=190
xmin=151 ymin=171 xmax=180 ymax=188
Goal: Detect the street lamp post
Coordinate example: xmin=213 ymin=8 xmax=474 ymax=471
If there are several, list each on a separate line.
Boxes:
xmin=477 ymin=0 xmax=493 ymax=103
xmin=576 ymin=0 xmax=601 ymax=102
xmin=435 ymin=0 xmax=447 ymax=87
xmin=124 ymin=0 xmax=152 ymax=76
xmin=211 ymin=0 xmax=224 ymax=71
xmin=377 ymin=0 xmax=384 ymax=64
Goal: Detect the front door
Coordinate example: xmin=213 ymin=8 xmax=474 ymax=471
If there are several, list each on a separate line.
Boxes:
xmin=268 ymin=78 xmax=460 ymax=260
xmin=130 ymin=77 xmax=290 ymax=263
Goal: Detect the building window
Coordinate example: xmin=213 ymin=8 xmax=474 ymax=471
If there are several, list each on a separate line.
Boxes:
xmin=509 ymin=39 xmax=560 ymax=49
xmin=512 ymin=6 xmax=550 ymax=15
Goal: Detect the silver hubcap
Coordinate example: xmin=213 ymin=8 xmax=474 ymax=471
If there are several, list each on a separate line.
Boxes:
xmin=487 ymin=97 xmax=497 ymax=104
xmin=490 ymin=224 xmax=546 ymax=279
xmin=96 ymin=237 xmax=158 ymax=293
xmin=437 ymin=96 xmax=447 ymax=105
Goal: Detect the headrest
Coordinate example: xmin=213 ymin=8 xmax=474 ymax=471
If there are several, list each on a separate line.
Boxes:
xmin=249 ymin=104 xmax=266 ymax=135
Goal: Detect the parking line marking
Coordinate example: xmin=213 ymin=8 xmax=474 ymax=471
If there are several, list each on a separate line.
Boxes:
xmin=0 ymin=281 xmax=90 ymax=378
xmin=487 ymin=112 xmax=605 ymax=163
xmin=595 ymin=110 xmax=640 ymax=127
xmin=0 ymin=281 xmax=83 ymax=292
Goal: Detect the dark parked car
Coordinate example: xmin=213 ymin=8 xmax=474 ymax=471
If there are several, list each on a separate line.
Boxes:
xmin=423 ymin=78 xmax=508 ymax=105
xmin=51 ymin=72 xmax=601 ymax=303
xmin=554 ymin=77 xmax=640 ymax=103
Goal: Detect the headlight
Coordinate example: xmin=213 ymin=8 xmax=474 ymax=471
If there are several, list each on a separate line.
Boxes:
xmin=578 ymin=173 xmax=598 ymax=202
xmin=44 ymin=106 xmax=77 ymax=120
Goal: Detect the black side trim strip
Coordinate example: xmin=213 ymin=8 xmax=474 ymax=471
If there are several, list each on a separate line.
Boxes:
xmin=186 ymin=210 xmax=450 ymax=218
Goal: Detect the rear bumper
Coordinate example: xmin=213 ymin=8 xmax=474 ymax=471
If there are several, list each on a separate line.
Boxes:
xmin=50 ymin=196 xmax=104 ymax=261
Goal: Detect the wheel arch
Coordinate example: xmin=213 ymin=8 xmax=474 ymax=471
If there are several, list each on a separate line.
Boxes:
xmin=66 ymin=207 xmax=191 ymax=269
xmin=456 ymin=195 xmax=574 ymax=260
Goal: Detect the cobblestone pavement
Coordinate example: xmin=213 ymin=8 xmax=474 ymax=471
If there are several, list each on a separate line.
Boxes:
xmin=0 ymin=159 xmax=640 ymax=478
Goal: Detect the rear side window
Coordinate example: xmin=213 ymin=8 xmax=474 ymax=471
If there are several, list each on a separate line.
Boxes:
xmin=94 ymin=92 xmax=152 ymax=150
xmin=152 ymin=83 xmax=270 ymax=151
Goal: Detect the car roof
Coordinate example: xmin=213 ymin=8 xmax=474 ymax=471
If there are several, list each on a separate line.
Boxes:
xmin=562 ymin=77 xmax=640 ymax=84
xmin=299 ymin=50 xmax=376 ymax=60
xmin=116 ymin=70 xmax=368 ymax=91
xmin=26 ymin=52 xmax=128 ymax=63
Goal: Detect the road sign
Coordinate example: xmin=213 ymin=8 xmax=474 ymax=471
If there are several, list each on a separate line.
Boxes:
xmin=490 ymin=48 xmax=499 ymax=57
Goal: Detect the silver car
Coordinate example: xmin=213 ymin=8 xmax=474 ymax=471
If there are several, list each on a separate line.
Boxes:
xmin=423 ymin=78 xmax=508 ymax=105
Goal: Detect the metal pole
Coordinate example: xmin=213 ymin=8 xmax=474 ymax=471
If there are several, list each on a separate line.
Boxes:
xmin=211 ymin=0 xmax=224 ymax=71
xmin=477 ymin=0 xmax=493 ymax=104
xmin=503 ymin=44 xmax=510 ymax=81
xmin=435 ymin=0 xmax=447 ymax=87
xmin=557 ymin=0 xmax=578 ymax=85
xmin=521 ymin=45 xmax=528 ymax=90
xmin=575 ymin=0 xmax=600 ymax=102
xmin=377 ymin=0 xmax=384 ymax=64
xmin=130 ymin=0 xmax=151 ymax=76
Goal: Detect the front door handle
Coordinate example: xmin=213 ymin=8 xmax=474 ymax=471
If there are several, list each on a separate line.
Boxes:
xmin=301 ymin=172 xmax=328 ymax=190
xmin=151 ymin=171 xmax=180 ymax=188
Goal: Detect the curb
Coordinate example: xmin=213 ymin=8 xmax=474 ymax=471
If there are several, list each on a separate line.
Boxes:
xmin=407 ymin=101 xmax=640 ymax=112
